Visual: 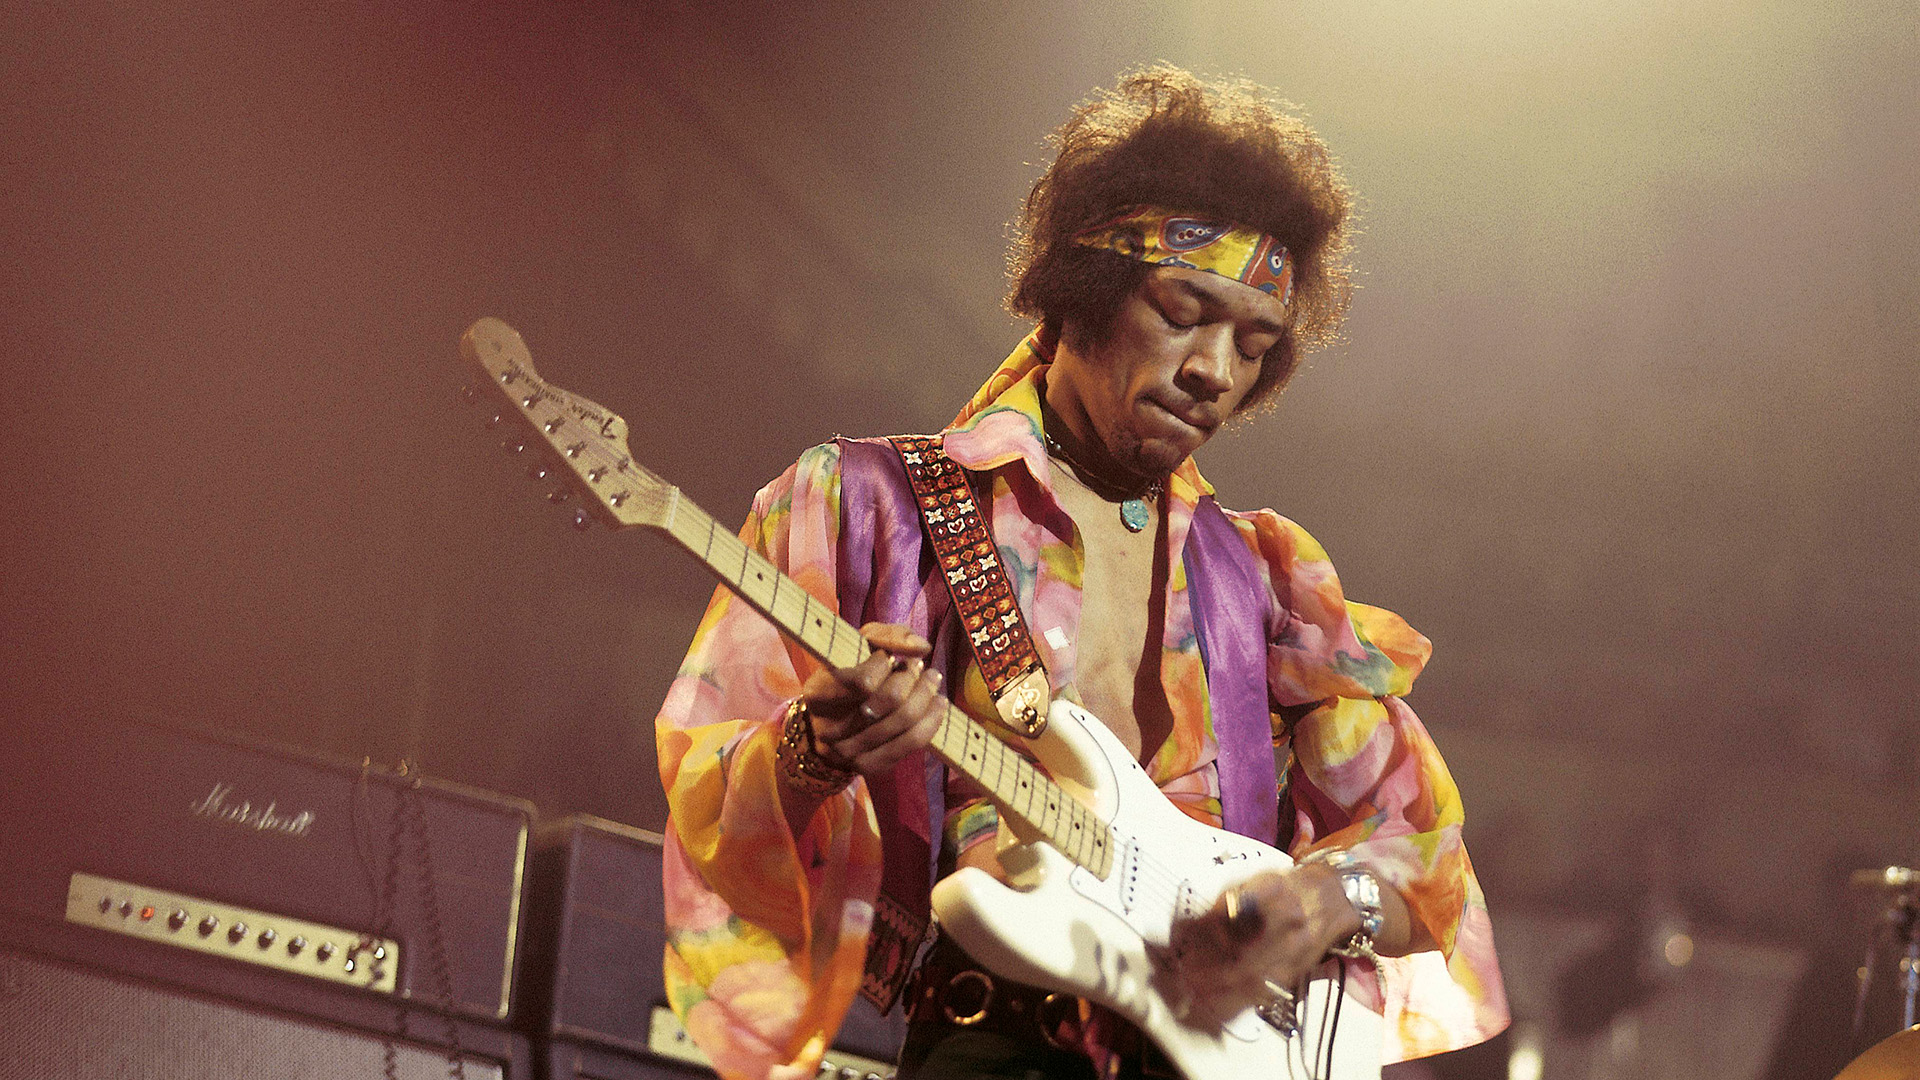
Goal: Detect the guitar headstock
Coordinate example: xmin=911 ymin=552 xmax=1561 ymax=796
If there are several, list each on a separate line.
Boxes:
xmin=460 ymin=317 xmax=676 ymax=530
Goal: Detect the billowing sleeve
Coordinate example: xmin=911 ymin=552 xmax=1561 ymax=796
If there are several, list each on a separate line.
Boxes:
xmin=1237 ymin=510 xmax=1509 ymax=1062
xmin=655 ymin=443 xmax=883 ymax=1080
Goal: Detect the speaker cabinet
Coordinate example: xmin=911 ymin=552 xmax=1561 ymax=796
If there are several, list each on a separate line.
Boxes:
xmin=520 ymin=815 xmax=903 ymax=1079
xmin=0 ymin=945 xmax=524 ymax=1079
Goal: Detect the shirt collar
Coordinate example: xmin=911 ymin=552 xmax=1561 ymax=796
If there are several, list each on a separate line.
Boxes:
xmin=942 ymin=330 xmax=1215 ymax=506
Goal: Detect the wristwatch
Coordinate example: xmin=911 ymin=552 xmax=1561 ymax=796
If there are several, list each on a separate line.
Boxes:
xmin=1305 ymin=848 xmax=1383 ymax=959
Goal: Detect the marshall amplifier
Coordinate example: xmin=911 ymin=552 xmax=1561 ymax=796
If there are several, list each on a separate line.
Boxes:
xmin=0 ymin=717 xmax=532 ymax=1032
xmin=0 ymin=941 xmax=528 ymax=1079
xmin=518 ymin=814 xmax=905 ymax=1080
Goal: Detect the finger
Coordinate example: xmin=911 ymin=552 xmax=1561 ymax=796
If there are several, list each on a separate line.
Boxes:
xmin=832 ymin=664 xmax=936 ymax=761
xmin=857 ymin=674 xmax=949 ymax=775
xmin=806 ymin=651 xmax=905 ymax=736
xmin=859 ymin=657 xmax=926 ymax=719
xmin=858 ymin=623 xmax=932 ymax=660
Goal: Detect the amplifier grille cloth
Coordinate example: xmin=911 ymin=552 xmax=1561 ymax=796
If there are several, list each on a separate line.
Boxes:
xmin=0 ymin=948 xmax=506 ymax=1080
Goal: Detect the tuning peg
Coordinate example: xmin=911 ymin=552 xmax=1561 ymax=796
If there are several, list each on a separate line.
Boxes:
xmin=459 ymin=385 xmax=478 ymax=405
xmin=527 ymin=464 xmax=551 ymax=482
xmin=485 ymin=412 xmax=504 ymax=429
xmin=571 ymin=509 xmax=593 ymax=531
xmin=503 ymin=439 xmax=527 ymax=454
xmin=546 ymin=490 xmax=570 ymax=504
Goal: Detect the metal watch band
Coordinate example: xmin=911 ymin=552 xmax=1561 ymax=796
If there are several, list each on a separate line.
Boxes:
xmin=1306 ymin=848 xmax=1384 ymax=955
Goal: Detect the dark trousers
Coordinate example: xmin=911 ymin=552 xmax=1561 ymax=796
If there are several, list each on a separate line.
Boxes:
xmin=896 ymin=1019 xmax=1099 ymax=1080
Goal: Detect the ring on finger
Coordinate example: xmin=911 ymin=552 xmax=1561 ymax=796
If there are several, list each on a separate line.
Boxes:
xmin=1224 ymin=886 xmax=1264 ymax=940
xmin=857 ymin=703 xmax=884 ymax=723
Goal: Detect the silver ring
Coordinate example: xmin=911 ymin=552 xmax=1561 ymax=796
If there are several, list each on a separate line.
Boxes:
xmin=857 ymin=703 xmax=884 ymax=723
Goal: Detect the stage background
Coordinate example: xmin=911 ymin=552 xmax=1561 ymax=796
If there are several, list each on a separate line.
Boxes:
xmin=3 ymin=2 xmax=1915 ymax=1072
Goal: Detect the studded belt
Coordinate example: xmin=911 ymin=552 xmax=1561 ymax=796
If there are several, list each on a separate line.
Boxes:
xmin=905 ymin=940 xmax=1179 ymax=1080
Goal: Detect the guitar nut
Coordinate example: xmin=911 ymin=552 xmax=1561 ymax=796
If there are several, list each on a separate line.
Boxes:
xmin=941 ymin=970 xmax=994 ymax=1026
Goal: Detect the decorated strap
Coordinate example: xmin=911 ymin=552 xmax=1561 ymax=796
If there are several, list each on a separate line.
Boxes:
xmin=888 ymin=435 xmax=1050 ymax=738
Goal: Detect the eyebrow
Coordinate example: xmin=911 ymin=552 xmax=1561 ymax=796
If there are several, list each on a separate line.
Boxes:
xmin=1165 ymin=276 xmax=1287 ymax=335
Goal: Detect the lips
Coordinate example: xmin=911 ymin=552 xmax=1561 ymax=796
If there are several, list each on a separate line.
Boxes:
xmin=1145 ymin=396 xmax=1218 ymax=437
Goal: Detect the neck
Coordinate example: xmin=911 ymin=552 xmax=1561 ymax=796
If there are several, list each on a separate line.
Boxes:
xmin=1038 ymin=398 xmax=1162 ymax=503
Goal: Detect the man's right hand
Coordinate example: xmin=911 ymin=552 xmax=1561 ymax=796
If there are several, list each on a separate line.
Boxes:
xmin=798 ymin=622 xmax=946 ymax=779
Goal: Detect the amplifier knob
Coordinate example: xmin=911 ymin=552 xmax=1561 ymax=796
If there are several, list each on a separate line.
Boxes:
xmin=257 ymin=928 xmax=277 ymax=948
xmin=288 ymin=936 xmax=307 ymax=956
xmin=198 ymin=915 xmax=219 ymax=937
xmin=167 ymin=910 xmax=187 ymax=931
xmin=228 ymin=922 xmax=248 ymax=944
xmin=316 ymin=942 xmax=336 ymax=963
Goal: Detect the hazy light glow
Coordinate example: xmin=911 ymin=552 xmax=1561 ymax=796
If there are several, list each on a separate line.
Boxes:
xmin=1663 ymin=931 xmax=1695 ymax=968
xmin=1508 ymin=1022 xmax=1545 ymax=1080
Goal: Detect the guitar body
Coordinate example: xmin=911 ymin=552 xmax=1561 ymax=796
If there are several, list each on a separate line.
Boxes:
xmin=932 ymin=699 xmax=1384 ymax=1080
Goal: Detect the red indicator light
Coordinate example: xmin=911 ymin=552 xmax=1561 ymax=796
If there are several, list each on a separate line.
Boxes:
xmin=139 ymin=906 xmax=156 ymax=921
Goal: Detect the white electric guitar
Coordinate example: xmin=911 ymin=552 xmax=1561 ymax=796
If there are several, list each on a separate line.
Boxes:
xmin=459 ymin=318 xmax=1384 ymax=1079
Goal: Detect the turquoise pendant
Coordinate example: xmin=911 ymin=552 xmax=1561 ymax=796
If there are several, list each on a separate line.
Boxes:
xmin=1119 ymin=497 xmax=1153 ymax=532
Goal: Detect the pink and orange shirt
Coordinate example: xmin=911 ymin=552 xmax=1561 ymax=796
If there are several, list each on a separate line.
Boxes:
xmin=655 ymin=334 xmax=1507 ymax=1078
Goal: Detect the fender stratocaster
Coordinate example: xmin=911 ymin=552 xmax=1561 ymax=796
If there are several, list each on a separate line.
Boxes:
xmin=458 ymin=317 xmax=1384 ymax=1080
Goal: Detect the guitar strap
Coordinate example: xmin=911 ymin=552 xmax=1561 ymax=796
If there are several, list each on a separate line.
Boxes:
xmin=887 ymin=435 xmax=1051 ymax=738
xmin=845 ymin=438 xmax=1285 ymax=1013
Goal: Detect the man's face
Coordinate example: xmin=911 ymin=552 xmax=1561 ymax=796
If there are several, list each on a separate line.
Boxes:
xmin=1048 ymin=266 xmax=1286 ymax=480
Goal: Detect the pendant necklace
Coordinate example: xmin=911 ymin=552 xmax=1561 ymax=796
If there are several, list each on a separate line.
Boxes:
xmin=1043 ymin=430 xmax=1165 ymax=533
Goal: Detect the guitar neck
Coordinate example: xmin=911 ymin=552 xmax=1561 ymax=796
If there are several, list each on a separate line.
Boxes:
xmin=455 ymin=317 xmax=1110 ymax=880
xmin=650 ymin=488 xmax=1113 ymax=878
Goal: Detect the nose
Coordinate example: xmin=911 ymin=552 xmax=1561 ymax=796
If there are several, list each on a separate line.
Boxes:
xmin=1180 ymin=326 xmax=1237 ymax=398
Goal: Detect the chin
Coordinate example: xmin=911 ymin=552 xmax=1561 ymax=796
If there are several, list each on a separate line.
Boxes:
xmin=1122 ymin=438 xmax=1190 ymax=478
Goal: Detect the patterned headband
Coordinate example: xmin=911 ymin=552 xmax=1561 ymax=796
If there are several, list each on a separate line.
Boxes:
xmin=1072 ymin=206 xmax=1294 ymax=308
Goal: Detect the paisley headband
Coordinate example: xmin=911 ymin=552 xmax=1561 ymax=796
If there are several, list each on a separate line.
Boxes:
xmin=1072 ymin=206 xmax=1294 ymax=307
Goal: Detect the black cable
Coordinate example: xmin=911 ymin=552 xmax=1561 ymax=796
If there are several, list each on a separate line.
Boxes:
xmin=402 ymin=772 xmax=470 ymax=1079
xmin=1320 ymin=958 xmax=1347 ymax=1080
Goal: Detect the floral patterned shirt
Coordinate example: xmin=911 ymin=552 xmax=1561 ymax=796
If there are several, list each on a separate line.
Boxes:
xmin=655 ymin=334 xmax=1508 ymax=1078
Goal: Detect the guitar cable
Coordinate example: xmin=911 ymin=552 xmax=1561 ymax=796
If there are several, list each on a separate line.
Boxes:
xmin=356 ymin=760 xmax=470 ymax=1080
xmin=1318 ymin=956 xmax=1348 ymax=1079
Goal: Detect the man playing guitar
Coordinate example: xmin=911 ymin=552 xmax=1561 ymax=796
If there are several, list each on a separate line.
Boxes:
xmin=655 ymin=66 xmax=1507 ymax=1079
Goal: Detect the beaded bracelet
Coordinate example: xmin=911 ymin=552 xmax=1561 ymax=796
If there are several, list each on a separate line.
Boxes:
xmin=776 ymin=698 xmax=857 ymax=797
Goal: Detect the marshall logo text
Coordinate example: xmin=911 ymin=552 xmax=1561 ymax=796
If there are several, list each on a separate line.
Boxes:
xmin=190 ymin=783 xmax=315 ymax=838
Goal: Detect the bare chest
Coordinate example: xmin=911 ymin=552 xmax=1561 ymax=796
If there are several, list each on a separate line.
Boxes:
xmin=1047 ymin=467 xmax=1175 ymax=763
